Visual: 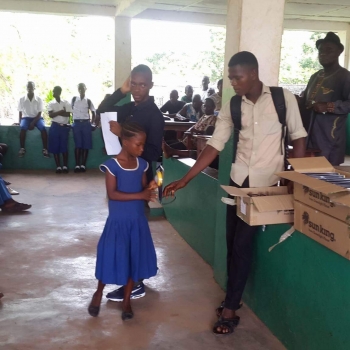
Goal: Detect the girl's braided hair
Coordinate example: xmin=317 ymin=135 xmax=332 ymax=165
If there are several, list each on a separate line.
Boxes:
xmin=121 ymin=120 xmax=146 ymax=139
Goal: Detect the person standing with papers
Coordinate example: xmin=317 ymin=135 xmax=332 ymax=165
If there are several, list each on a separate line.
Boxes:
xmin=97 ymin=64 xmax=164 ymax=304
xmin=97 ymin=64 xmax=164 ymax=183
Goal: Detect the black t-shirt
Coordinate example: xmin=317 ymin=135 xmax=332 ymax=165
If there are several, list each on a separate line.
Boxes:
xmin=97 ymin=89 xmax=164 ymax=163
xmin=160 ymin=100 xmax=185 ymax=114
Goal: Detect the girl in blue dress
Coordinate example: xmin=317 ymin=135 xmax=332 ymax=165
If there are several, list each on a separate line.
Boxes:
xmin=88 ymin=121 xmax=158 ymax=320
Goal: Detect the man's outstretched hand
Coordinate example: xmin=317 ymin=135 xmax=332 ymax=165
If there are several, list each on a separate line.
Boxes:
xmin=163 ymin=179 xmax=187 ymax=197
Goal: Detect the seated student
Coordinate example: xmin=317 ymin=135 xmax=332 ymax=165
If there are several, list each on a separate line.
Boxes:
xmin=71 ymin=83 xmax=96 ymax=173
xmin=210 ymin=79 xmax=223 ymax=111
xmin=48 ymin=86 xmax=73 ymax=174
xmin=0 ymin=176 xmax=31 ymax=213
xmin=207 ymin=88 xmax=215 ymax=96
xmin=0 ymin=143 xmax=18 ymax=195
xmin=17 ymin=81 xmax=49 ymax=158
xmin=160 ymin=90 xmax=185 ymax=115
xmin=162 ymin=98 xmax=217 ymax=159
xmin=181 ymin=85 xmax=194 ymax=104
xmin=0 ymin=143 xmax=8 ymax=167
xmin=167 ymin=94 xmax=203 ymax=122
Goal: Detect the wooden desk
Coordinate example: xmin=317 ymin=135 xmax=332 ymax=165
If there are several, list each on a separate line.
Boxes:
xmin=193 ymin=135 xmax=211 ymax=155
xmin=164 ymin=120 xmax=195 ymax=132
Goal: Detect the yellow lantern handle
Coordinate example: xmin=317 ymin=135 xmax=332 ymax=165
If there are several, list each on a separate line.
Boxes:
xmin=155 ymin=169 xmax=163 ymax=187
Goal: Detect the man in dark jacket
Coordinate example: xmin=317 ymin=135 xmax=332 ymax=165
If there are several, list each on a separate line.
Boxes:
xmin=98 ymin=64 xmax=164 ymax=181
xmin=299 ymin=32 xmax=350 ymax=165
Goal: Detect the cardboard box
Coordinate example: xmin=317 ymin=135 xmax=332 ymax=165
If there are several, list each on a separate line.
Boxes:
xmin=221 ymin=186 xmax=294 ymax=226
xmin=294 ymin=201 xmax=350 ymax=260
xmin=278 ymin=157 xmax=350 ymax=224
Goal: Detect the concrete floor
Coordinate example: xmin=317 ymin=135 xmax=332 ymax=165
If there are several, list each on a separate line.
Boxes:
xmin=0 ymin=170 xmax=285 ymax=350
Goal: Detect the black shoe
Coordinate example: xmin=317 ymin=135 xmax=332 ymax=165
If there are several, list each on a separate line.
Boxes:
xmin=56 ymin=167 xmax=62 ymax=174
xmin=80 ymin=165 xmax=86 ymax=173
xmin=74 ymin=166 xmax=80 ymax=173
xmin=62 ymin=166 xmax=69 ymax=174
xmin=106 ymin=282 xmax=145 ymax=302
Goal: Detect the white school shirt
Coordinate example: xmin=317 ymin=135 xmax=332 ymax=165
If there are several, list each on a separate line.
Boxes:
xmin=72 ymin=96 xmax=96 ymax=120
xmin=18 ymin=95 xmax=43 ymax=118
xmin=47 ymin=99 xmax=72 ymax=124
xmin=206 ymin=84 xmax=307 ymax=187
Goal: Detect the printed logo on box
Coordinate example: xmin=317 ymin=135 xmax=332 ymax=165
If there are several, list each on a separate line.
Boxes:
xmin=302 ymin=211 xmax=336 ymax=242
xmin=302 ymin=186 xmax=335 ymax=207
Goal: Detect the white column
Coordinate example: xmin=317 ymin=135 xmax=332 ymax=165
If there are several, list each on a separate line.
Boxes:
xmin=223 ymin=0 xmax=286 ymax=99
xmin=115 ymin=17 xmax=132 ymax=89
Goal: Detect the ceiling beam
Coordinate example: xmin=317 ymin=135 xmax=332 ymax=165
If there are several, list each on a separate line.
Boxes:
xmin=0 ymin=0 xmax=115 ymax=17
xmin=284 ymin=19 xmax=350 ymax=31
xmin=115 ymin=0 xmax=154 ymax=17
xmin=135 ymin=9 xmax=226 ymax=26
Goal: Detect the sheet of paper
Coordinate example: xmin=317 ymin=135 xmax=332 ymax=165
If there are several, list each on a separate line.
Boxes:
xmin=240 ymin=200 xmax=247 ymax=215
xmin=101 ymin=112 xmax=121 ymax=156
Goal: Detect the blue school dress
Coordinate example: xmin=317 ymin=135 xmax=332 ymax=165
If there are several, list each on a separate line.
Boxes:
xmin=95 ymin=157 xmax=157 ymax=285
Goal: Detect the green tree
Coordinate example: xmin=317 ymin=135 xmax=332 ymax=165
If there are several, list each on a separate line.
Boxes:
xmin=192 ymin=28 xmax=225 ymax=82
xmin=279 ymin=31 xmax=326 ymax=85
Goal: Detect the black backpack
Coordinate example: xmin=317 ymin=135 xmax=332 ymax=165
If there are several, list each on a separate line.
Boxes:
xmin=72 ymin=96 xmax=92 ymax=110
xmin=230 ymin=86 xmax=288 ymax=169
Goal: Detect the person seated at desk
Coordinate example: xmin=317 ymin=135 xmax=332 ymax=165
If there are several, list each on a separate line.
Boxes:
xmin=181 ymin=85 xmax=193 ymax=103
xmin=167 ymin=94 xmax=203 ymax=122
xmin=162 ymin=98 xmax=217 ymax=160
xmin=210 ymin=79 xmax=223 ymax=111
xmin=160 ymin=90 xmax=185 ymax=116
xmin=207 ymin=88 xmax=215 ymax=96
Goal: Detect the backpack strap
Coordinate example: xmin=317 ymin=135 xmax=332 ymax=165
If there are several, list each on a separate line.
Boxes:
xmin=230 ymin=95 xmax=243 ymax=163
xmin=270 ymin=86 xmax=288 ymax=168
xmin=72 ymin=97 xmax=91 ymax=110
xmin=72 ymin=96 xmax=77 ymax=109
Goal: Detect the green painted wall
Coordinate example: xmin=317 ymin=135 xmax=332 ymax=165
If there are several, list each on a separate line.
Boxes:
xmin=244 ymin=225 xmax=350 ymax=350
xmin=0 ymin=126 xmax=109 ymax=170
xmin=163 ymin=157 xmax=218 ymax=266
xmin=346 ymin=116 xmax=350 ymax=155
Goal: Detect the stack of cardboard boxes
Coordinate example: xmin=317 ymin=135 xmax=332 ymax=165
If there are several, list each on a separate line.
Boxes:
xmin=278 ymin=157 xmax=350 ymax=260
xmin=221 ymin=157 xmax=350 ymax=260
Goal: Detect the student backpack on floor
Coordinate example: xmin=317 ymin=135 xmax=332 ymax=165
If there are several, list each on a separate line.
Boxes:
xmin=230 ymin=86 xmax=288 ymax=169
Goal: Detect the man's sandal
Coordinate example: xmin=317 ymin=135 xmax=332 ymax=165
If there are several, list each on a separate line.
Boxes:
xmin=216 ymin=300 xmax=243 ymax=318
xmin=213 ymin=316 xmax=240 ymax=335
